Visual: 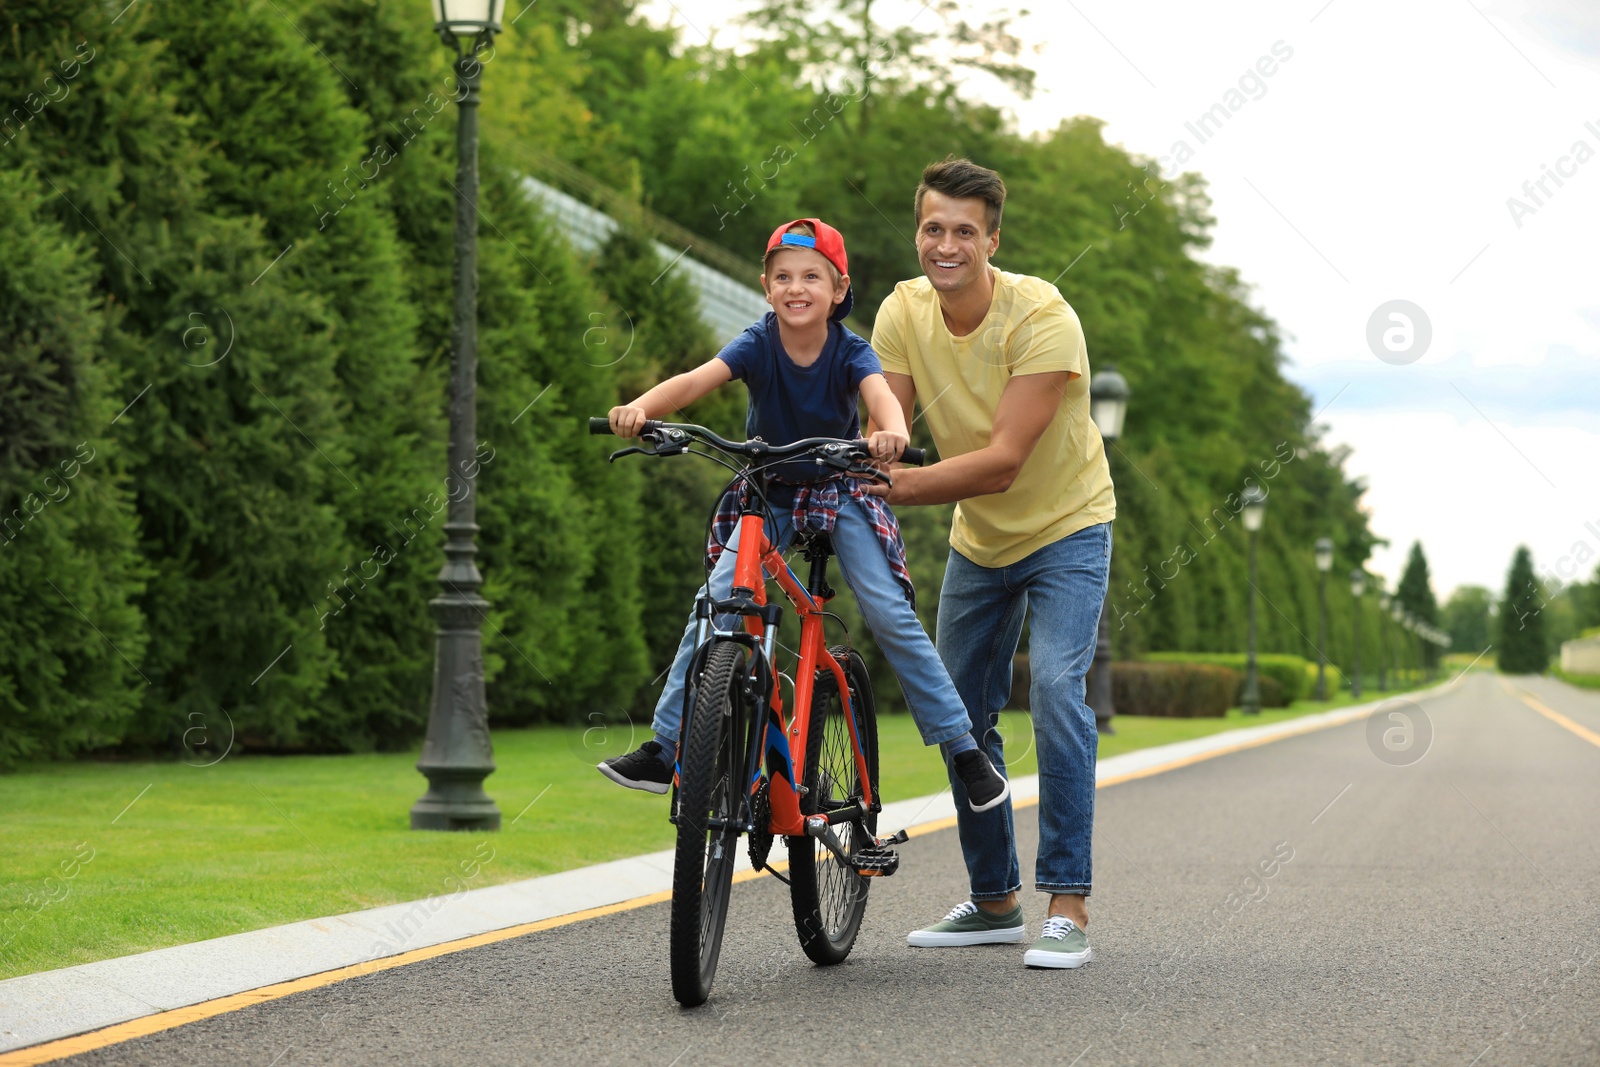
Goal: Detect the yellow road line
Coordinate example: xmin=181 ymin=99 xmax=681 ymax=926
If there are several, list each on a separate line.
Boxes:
xmin=1504 ymin=679 xmax=1600 ymax=750
xmin=0 ymin=699 xmax=1394 ymax=1065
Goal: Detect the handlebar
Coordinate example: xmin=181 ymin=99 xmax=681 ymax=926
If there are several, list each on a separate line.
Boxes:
xmin=587 ymin=416 xmax=927 ymax=467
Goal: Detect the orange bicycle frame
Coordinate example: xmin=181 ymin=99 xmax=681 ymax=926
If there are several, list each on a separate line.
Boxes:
xmin=726 ymin=513 xmax=874 ymax=838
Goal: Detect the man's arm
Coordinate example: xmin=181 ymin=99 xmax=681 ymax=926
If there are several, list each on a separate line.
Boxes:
xmin=872 ymin=371 xmax=1073 ymax=506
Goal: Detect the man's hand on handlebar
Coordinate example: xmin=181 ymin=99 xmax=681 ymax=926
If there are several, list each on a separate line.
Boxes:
xmin=609 ymin=404 xmax=650 ymax=438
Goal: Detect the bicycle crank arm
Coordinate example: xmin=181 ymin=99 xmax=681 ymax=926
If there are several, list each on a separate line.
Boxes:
xmin=873 ymin=828 xmax=909 ymax=849
xmin=803 ymin=816 xmax=855 ymax=866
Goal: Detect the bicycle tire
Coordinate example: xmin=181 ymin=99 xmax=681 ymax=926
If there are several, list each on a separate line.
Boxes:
xmin=670 ymin=639 xmax=748 ymax=1006
xmin=786 ymin=645 xmax=879 ymax=965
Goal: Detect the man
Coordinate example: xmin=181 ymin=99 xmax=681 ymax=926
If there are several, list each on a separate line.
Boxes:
xmin=868 ymin=157 xmax=1115 ymax=969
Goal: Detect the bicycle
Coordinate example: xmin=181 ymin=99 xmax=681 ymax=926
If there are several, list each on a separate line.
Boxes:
xmin=589 ymin=416 xmax=926 ymax=1006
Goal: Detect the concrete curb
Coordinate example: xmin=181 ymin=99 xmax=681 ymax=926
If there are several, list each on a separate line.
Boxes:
xmin=0 ymin=684 xmax=1453 ymax=1054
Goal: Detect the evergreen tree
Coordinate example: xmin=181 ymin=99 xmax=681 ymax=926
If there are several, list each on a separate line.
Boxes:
xmin=0 ymin=165 xmax=148 ymax=766
xmin=1397 ymin=541 xmax=1441 ymax=668
xmin=1498 ymin=546 xmax=1548 ymax=674
xmin=148 ymin=0 xmax=446 ymax=749
xmin=1442 ymin=585 xmax=1494 ymax=653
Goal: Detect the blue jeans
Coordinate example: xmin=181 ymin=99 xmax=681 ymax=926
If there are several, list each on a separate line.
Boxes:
xmin=652 ymin=498 xmax=975 ymax=748
xmin=936 ymin=522 xmax=1112 ymax=898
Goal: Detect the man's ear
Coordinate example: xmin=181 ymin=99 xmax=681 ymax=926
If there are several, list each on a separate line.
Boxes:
xmin=989 ymin=229 xmax=1001 ymax=258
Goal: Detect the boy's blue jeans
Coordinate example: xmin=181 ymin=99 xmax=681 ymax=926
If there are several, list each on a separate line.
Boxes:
xmin=651 ymin=498 xmax=974 ymax=749
xmin=936 ymin=522 xmax=1112 ymax=899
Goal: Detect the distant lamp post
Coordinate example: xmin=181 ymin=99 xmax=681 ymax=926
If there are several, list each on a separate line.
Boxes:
xmin=1314 ymin=537 xmax=1333 ymax=701
xmin=1087 ymin=365 xmax=1131 ymax=735
xmin=1240 ymin=485 xmax=1267 ymax=715
xmin=1377 ymin=592 xmax=1391 ymax=692
xmin=412 ymin=0 xmax=505 ymax=832
xmin=1394 ymin=605 xmax=1410 ymax=684
xmin=1349 ymin=569 xmax=1366 ymax=699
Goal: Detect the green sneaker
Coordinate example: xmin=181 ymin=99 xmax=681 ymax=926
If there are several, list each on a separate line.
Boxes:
xmin=1023 ymin=915 xmax=1092 ymax=968
xmin=906 ymin=901 xmax=1025 ymax=947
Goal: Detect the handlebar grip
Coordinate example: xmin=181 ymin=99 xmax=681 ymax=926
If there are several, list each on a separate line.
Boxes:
xmin=900 ymin=446 xmax=927 ymax=467
xmin=590 ymin=416 xmax=665 ymax=436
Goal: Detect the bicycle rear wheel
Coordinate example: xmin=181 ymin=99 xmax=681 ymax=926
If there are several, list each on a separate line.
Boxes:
xmin=787 ymin=646 xmax=878 ymax=965
xmin=670 ymin=639 xmax=748 ymax=1006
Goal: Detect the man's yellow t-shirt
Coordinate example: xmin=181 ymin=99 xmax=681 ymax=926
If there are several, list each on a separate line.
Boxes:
xmin=872 ymin=270 xmax=1116 ymax=569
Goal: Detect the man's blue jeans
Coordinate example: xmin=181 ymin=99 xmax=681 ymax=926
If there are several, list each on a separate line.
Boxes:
xmin=936 ymin=522 xmax=1112 ymax=899
xmin=652 ymin=498 xmax=975 ymax=749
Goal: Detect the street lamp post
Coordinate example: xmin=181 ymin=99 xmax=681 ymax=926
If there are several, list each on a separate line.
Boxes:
xmin=1314 ymin=537 xmax=1333 ymax=701
xmin=1087 ymin=365 xmax=1130 ymax=735
xmin=1377 ymin=592 xmax=1391 ymax=692
xmin=1349 ymin=569 xmax=1365 ymax=699
xmin=1395 ymin=606 xmax=1411 ymax=685
xmin=1240 ymin=485 xmax=1267 ymax=714
xmin=412 ymin=0 xmax=504 ymax=832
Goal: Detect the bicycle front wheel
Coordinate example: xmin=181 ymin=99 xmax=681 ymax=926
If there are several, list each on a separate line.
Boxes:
xmin=787 ymin=646 xmax=878 ymax=965
xmin=670 ymin=639 xmax=748 ymax=1006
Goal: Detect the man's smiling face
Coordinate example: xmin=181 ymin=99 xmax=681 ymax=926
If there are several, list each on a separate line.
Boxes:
xmin=916 ymin=189 xmax=1001 ymax=293
xmin=762 ymin=247 xmax=846 ymax=327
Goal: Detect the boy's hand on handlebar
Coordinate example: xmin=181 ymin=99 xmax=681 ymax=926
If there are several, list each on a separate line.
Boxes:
xmin=609 ymin=404 xmax=649 ymax=438
xmin=866 ymin=429 xmax=908 ymax=463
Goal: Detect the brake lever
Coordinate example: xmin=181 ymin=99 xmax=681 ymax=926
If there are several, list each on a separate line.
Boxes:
xmin=608 ymin=445 xmax=656 ymax=462
xmin=845 ymin=461 xmax=893 ymax=486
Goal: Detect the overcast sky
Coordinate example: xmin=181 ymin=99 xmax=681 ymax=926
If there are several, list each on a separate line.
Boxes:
xmin=643 ymin=0 xmax=1600 ymax=599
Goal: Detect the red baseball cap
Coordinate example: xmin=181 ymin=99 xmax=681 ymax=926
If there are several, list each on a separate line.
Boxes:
xmin=764 ymin=218 xmax=853 ymax=321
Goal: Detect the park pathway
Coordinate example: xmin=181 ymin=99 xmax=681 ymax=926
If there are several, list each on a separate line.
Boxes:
xmin=55 ymin=672 xmax=1600 ymax=1066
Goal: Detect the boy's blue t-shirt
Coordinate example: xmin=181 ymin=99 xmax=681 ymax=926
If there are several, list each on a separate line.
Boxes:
xmin=716 ymin=312 xmax=882 ymax=500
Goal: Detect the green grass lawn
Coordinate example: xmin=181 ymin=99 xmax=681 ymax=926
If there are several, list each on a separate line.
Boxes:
xmin=0 ymin=682 xmax=1419 ymax=980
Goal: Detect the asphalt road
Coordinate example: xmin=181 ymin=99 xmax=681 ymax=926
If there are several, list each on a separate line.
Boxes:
xmin=61 ymin=673 xmax=1600 ymax=1067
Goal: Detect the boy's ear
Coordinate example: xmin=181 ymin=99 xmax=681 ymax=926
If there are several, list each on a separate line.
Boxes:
xmin=834 ymin=273 xmax=850 ymax=306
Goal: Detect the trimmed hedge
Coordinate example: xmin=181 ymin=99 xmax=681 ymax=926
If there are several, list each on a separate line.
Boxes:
xmin=1145 ymin=652 xmax=1311 ymax=707
xmin=1111 ymin=662 xmax=1239 ymax=718
xmin=1553 ymin=668 xmax=1600 ymax=691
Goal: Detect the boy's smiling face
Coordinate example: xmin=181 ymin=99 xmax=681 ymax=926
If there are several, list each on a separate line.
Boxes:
xmin=762 ymin=247 xmax=847 ymax=328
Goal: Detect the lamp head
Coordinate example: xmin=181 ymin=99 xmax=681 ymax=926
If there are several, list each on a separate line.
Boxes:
xmin=1349 ymin=569 xmax=1365 ymax=598
xmin=1315 ymin=537 xmax=1334 ymax=573
xmin=1240 ymin=484 xmax=1267 ymax=533
xmin=434 ymin=0 xmax=502 ymax=51
xmin=1089 ymin=364 xmax=1130 ymax=443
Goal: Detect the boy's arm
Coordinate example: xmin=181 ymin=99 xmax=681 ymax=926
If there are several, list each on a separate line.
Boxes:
xmin=609 ymin=358 xmax=733 ymax=437
xmin=866 ymin=372 xmax=918 ymax=436
xmin=859 ymin=373 xmax=910 ymax=462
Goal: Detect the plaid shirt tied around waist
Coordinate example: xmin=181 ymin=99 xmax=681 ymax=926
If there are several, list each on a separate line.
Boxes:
xmin=706 ymin=475 xmax=916 ymax=609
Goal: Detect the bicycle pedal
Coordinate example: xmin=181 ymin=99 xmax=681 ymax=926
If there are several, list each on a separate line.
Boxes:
xmin=876 ymin=829 xmax=909 ymax=847
xmin=851 ymin=847 xmax=899 ymax=877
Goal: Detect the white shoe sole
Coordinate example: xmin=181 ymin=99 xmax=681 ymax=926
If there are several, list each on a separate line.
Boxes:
xmin=907 ymin=925 xmax=1027 ymax=947
xmin=1023 ymin=944 xmax=1093 ymax=969
xmin=967 ymin=777 xmax=1011 ymax=814
xmin=596 ymin=761 xmax=670 ymax=794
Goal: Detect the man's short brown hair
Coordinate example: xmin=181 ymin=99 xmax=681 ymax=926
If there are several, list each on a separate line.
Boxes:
xmin=914 ymin=157 xmax=1006 ymax=234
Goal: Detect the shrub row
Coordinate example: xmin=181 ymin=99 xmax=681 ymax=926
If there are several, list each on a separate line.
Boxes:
xmin=1144 ymin=652 xmax=1311 ymax=707
xmin=1111 ymin=662 xmax=1239 ymax=718
xmin=1008 ymin=655 xmax=1267 ymax=716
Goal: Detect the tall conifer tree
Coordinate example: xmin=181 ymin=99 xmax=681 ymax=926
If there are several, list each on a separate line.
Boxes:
xmin=1498 ymin=546 xmax=1548 ymax=674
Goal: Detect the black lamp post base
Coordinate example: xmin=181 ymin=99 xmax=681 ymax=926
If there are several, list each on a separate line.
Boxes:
xmin=411 ymin=771 xmax=501 ymax=831
xmin=1095 ymin=714 xmax=1116 ymax=736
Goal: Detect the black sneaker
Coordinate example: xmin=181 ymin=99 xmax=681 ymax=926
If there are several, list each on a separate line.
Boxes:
xmin=952 ymin=749 xmax=1010 ymax=813
xmin=598 ymin=741 xmax=674 ymax=794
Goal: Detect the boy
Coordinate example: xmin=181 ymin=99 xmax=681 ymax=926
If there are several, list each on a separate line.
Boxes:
xmin=598 ymin=218 xmax=1008 ymax=813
